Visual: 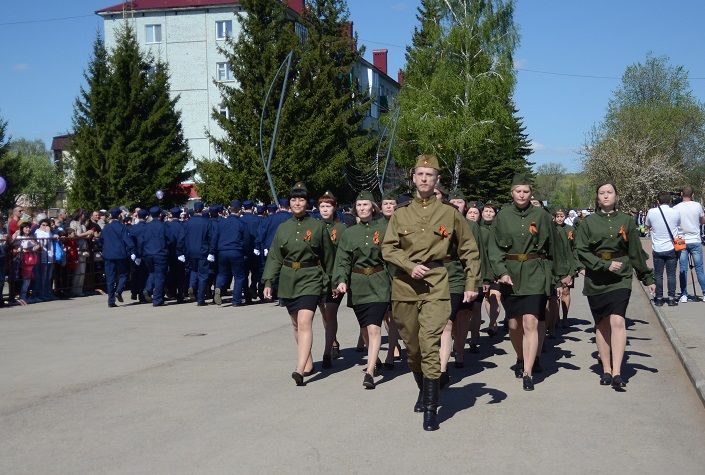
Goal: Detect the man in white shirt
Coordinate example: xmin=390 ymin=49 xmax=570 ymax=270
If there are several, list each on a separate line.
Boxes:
xmin=674 ymin=185 xmax=705 ymax=302
xmin=645 ymin=192 xmax=681 ymax=306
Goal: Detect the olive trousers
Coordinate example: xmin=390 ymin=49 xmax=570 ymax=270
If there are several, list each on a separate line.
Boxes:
xmin=392 ymin=299 xmax=451 ymax=379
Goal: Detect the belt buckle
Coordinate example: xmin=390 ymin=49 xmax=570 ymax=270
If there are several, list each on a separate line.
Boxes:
xmin=599 ymin=251 xmax=611 ymax=260
xmin=363 ymin=267 xmax=374 ymax=276
xmin=517 ymin=253 xmax=528 ymax=262
xmin=291 ymin=261 xmax=301 ymax=270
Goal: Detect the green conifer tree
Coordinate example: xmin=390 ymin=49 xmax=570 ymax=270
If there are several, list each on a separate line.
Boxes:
xmin=201 ymin=0 xmax=375 ymax=203
xmin=71 ymin=27 xmax=190 ymax=210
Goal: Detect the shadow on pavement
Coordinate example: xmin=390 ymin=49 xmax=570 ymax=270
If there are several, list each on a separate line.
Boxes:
xmin=438 ymin=382 xmax=508 ymax=424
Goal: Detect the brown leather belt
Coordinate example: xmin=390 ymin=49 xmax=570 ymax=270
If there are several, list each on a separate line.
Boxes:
xmin=283 ymin=259 xmax=320 ymax=270
xmin=351 ymin=265 xmax=385 ymax=275
xmin=505 ymin=253 xmax=544 ymax=262
xmin=593 ymin=250 xmax=626 ymax=260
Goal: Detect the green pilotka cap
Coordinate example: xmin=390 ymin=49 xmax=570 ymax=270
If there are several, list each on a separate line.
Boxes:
xmin=552 ymin=204 xmax=568 ymax=215
xmin=382 ymin=189 xmax=397 ymax=201
xmin=356 ymin=190 xmax=375 ymax=202
xmin=448 ymin=189 xmax=466 ymax=201
xmin=415 ymin=154 xmax=440 ymax=170
xmin=511 ymin=173 xmax=532 ymax=187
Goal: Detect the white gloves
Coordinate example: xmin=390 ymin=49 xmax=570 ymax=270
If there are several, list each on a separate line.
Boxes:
xmin=177 ymin=255 xmax=186 ymax=263
xmin=130 ymin=254 xmax=136 ymax=261
xmin=253 ymin=249 xmax=261 ymax=256
xmin=134 ymin=258 xmax=142 ymax=266
xmin=207 ymin=254 xmax=215 ymax=262
xmin=264 ymin=249 xmax=268 ymax=256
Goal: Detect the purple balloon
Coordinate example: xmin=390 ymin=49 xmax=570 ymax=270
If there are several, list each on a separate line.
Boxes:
xmin=155 ymin=190 xmax=164 ymax=200
xmin=0 ymin=177 xmax=6 ymax=195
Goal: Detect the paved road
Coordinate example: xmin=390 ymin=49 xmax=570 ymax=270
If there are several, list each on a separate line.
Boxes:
xmin=1 ymin=277 xmax=704 ymax=474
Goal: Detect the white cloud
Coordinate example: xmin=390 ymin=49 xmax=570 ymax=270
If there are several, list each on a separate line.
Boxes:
xmin=390 ymin=2 xmax=408 ymax=12
xmin=530 ymin=140 xmax=545 ymax=152
xmin=513 ymin=58 xmax=528 ymax=69
xmin=12 ymin=63 xmax=29 ymax=72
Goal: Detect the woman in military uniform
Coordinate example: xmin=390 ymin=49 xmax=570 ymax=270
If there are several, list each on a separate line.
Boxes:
xmin=575 ymin=182 xmax=655 ymax=389
xmin=380 ymin=191 xmax=401 ymax=368
xmin=549 ymin=206 xmax=582 ymax=332
xmin=481 ymin=201 xmax=502 ymax=336
xmin=333 ymin=191 xmax=390 ymax=389
xmin=488 ymin=175 xmax=572 ymax=391
xmin=462 ymin=201 xmax=489 ymax=355
xmin=317 ymin=191 xmax=347 ymax=368
xmin=262 ymin=183 xmax=335 ymax=386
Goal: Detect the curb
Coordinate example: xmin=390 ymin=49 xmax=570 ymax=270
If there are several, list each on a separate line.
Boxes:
xmin=639 ymin=284 xmax=705 ymax=407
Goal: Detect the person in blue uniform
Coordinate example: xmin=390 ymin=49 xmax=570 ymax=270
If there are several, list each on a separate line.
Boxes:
xmin=214 ymin=201 xmax=249 ymax=306
xmin=260 ymin=198 xmax=292 ymax=301
xmin=100 ymin=208 xmax=137 ymax=308
xmin=240 ymin=200 xmax=262 ymax=303
xmin=140 ymin=206 xmax=173 ymax=306
xmin=183 ymin=202 xmax=215 ymax=306
xmin=129 ymin=208 xmax=149 ymax=302
xmin=165 ymin=207 xmax=186 ymax=303
xmin=207 ymin=205 xmax=223 ymax=301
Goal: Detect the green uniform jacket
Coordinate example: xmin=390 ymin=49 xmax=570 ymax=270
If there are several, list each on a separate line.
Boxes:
xmin=488 ymin=203 xmax=569 ymax=296
xmin=555 ymin=223 xmax=582 ymax=274
xmin=332 ymin=219 xmax=391 ymax=305
xmin=477 ymin=222 xmax=494 ymax=284
xmin=445 ymin=219 xmax=485 ymax=294
xmin=261 ymin=214 xmax=334 ymax=298
xmin=322 ymin=219 xmax=347 ymax=294
xmin=382 ymin=195 xmax=480 ymax=301
xmin=574 ymin=209 xmax=654 ymax=296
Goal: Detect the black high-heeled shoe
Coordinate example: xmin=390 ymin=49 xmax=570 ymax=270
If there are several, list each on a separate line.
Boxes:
xmin=600 ymin=372 xmax=613 ymax=385
xmin=322 ymin=355 xmax=332 ymax=369
xmin=514 ymin=359 xmax=524 ymax=378
xmin=363 ymin=373 xmax=375 ymax=389
xmin=291 ymin=372 xmax=305 ymax=386
xmin=612 ymin=375 xmax=625 ymax=389
xmin=522 ymin=374 xmax=534 ymax=391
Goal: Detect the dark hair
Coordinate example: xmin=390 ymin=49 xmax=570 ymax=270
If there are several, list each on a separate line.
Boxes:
xmin=682 ymin=185 xmax=694 ymax=198
xmin=594 ymin=181 xmax=619 ymax=211
xmin=39 ymin=218 xmax=51 ymax=227
xmin=290 ymin=189 xmax=308 ymax=200
xmin=70 ymin=208 xmax=86 ymax=223
xmin=657 ymin=191 xmax=672 ymax=205
xmin=19 ymin=221 xmax=31 ymax=233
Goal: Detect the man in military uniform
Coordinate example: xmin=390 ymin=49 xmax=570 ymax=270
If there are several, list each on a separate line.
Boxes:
xmin=382 ymin=154 xmax=481 ymax=431
xmin=100 ymin=208 xmax=137 ymax=308
xmin=240 ymin=200 xmax=261 ymax=303
xmin=129 ymin=208 xmax=149 ymax=302
xmin=140 ymin=206 xmax=173 ymax=306
xmin=183 ymin=202 xmax=215 ymax=306
xmin=165 ymin=207 xmax=186 ymax=303
xmin=213 ymin=201 xmax=249 ymax=306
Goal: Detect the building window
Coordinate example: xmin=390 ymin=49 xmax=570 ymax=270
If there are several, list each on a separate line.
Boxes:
xmin=218 ymin=104 xmax=231 ymax=119
xmin=146 ymin=24 xmax=162 ymax=43
xmin=216 ymin=20 xmax=233 ymax=40
xmin=216 ymin=62 xmax=234 ymax=81
xmin=295 ymin=22 xmax=308 ymax=43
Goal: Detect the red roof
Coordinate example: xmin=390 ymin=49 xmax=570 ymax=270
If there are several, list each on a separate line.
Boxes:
xmin=51 ymin=134 xmax=73 ymax=152
xmin=97 ymin=0 xmax=238 ymax=14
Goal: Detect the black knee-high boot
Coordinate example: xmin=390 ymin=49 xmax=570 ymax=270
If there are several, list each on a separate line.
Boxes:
xmin=413 ymin=372 xmax=423 ymax=413
xmin=422 ymin=377 xmax=440 ymax=431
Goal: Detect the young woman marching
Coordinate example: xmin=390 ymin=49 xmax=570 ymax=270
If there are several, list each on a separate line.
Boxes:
xmin=487 ymin=174 xmax=572 ymax=390
xmin=550 ymin=206 xmax=582 ymax=330
xmin=380 ymin=191 xmax=401 ymax=368
xmin=575 ymin=182 xmax=655 ymax=389
xmin=462 ymin=201 xmax=489 ymax=354
xmin=262 ymin=183 xmax=335 ymax=386
xmin=480 ymin=201 xmax=502 ymax=336
xmin=332 ymin=192 xmax=391 ymax=389
xmin=317 ymin=191 xmax=347 ymax=367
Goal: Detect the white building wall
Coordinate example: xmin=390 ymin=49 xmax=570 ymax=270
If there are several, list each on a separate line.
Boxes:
xmin=101 ymin=7 xmax=395 ymax=170
xmin=102 ymin=6 xmax=242 ymax=168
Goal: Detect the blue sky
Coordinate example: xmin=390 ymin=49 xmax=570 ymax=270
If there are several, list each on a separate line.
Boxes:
xmin=2 ymin=0 xmax=705 ymax=172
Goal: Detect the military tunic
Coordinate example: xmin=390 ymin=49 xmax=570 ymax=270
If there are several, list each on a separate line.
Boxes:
xmin=382 ymin=195 xmax=481 ymax=379
xmin=574 ymin=209 xmax=654 ymax=296
xmin=322 ymin=219 xmax=348 ymax=300
xmin=555 ymin=223 xmax=582 ymax=275
xmin=487 ymin=203 xmax=569 ymax=296
xmin=262 ymin=214 xmax=334 ymax=299
xmin=332 ymin=219 xmax=390 ymax=305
